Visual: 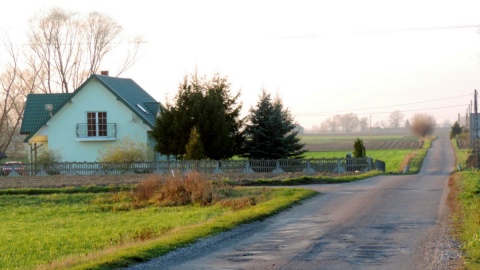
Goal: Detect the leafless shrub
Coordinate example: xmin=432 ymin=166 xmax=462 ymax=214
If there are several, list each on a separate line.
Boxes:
xmin=132 ymin=177 xmax=162 ymax=204
xmin=410 ymin=113 xmax=436 ymax=138
xmin=133 ymin=171 xmax=214 ymax=207
xmin=400 ymin=152 xmax=417 ymax=171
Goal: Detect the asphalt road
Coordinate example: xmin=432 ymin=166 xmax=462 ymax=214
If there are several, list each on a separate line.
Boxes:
xmin=125 ymin=134 xmax=456 ymax=270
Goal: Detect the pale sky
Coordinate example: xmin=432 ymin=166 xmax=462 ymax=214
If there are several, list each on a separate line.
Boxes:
xmin=1 ymin=0 xmax=480 ymax=130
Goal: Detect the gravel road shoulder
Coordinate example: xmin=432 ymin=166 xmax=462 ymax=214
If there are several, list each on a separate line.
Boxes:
xmin=415 ymin=174 xmax=464 ymax=270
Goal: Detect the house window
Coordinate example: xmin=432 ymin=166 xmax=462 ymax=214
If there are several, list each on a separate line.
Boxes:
xmin=87 ymin=112 xmax=107 ymax=137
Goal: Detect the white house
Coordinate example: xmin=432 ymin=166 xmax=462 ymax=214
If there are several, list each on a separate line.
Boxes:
xmin=20 ymin=74 xmax=162 ymax=162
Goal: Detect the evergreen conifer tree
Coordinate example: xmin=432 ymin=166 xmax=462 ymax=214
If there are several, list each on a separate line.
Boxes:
xmin=450 ymin=121 xmax=462 ymax=139
xmin=242 ymin=90 xmax=305 ymax=159
xmin=353 ymin=138 xmax=366 ymax=158
xmin=152 ymin=70 xmax=243 ymax=160
xmin=185 ymin=127 xmax=205 ymax=160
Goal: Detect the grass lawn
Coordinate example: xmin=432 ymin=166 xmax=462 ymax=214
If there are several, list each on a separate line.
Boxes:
xmin=0 ymin=186 xmax=315 ymax=270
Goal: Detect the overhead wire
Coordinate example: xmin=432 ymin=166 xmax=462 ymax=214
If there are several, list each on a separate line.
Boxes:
xmin=279 ymin=24 xmax=480 ymax=39
xmin=294 ymin=94 xmax=471 ymax=117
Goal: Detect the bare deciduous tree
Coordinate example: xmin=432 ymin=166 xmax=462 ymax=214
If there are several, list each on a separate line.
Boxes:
xmin=27 ymin=7 xmax=142 ymax=93
xmin=389 ymin=110 xmax=405 ymax=129
xmin=0 ymin=39 xmax=30 ymax=153
xmin=410 ymin=113 xmax=436 ymax=138
xmin=0 ymin=7 xmax=143 ymax=154
xmin=359 ymin=116 xmax=369 ymax=132
xmin=339 ymin=113 xmax=359 ymax=133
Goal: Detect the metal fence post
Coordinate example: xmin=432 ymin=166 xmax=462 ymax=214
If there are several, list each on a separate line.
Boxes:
xmin=303 ymin=160 xmax=315 ymax=174
xmin=242 ymin=161 xmax=254 ymax=173
xmin=213 ymin=161 xmax=223 ymax=173
xmin=272 ymin=160 xmax=285 ymax=174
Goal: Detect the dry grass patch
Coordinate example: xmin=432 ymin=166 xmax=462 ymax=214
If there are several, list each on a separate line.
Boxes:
xmin=400 ymin=151 xmax=417 ymax=171
xmin=110 ymin=171 xmax=267 ymax=211
xmin=133 ymin=171 xmax=215 ymax=207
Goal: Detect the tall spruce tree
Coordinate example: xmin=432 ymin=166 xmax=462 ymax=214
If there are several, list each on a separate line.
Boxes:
xmin=242 ymin=90 xmax=305 ymax=159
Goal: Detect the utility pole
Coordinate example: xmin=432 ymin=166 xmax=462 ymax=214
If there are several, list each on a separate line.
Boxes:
xmin=473 ymin=90 xmax=480 ymax=168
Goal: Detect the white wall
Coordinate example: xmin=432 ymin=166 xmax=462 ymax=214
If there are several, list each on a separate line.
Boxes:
xmin=46 ymin=78 xmax=151 ymax=162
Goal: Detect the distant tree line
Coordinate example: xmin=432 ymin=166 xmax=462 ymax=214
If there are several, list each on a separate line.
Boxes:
xmin=310 ymin=110 xmax=408 ymax=134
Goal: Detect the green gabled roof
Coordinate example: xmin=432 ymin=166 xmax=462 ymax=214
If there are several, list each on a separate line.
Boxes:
xmin=21 ymin=74 xmax=160 ymax=143
xmin=20 ymin=93 xmax=72 ymax=136
xmin=92 ymin=75 xmax=160 ymax=127
xmin=143 ymin=102 xmax=161 ymax=116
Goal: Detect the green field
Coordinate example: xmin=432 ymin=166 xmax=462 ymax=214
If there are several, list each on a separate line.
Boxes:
xmin=0 ymin=187 xmax=315 ymax=270
xmin=299 ymin=134 xmax=417 ymax=143
xmin=303 ymin=150 xmax=413 ymax=173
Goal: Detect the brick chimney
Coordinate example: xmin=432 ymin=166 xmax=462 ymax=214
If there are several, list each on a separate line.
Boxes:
xmin=100 ymin=71 xmax=109 ymax=76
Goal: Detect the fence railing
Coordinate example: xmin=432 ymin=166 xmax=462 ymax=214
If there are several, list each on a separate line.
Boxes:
xmin=0 ymin=158 xmax=385 ymax=177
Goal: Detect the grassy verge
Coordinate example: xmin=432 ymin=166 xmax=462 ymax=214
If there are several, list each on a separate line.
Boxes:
xmin=451 ymin=171 xmax=480 ymax=269
xmin=240 ymin=170 xmax=383 ymax=186
xmin=452 ymin=138 xmax=470 ymax=169
xmin=400 ymin=135 xmax=434 ymax=174
xmin=0 ymin=181 xmax=315 ymax=270
xmin=450 ymin=136 xmax=480 ymax=269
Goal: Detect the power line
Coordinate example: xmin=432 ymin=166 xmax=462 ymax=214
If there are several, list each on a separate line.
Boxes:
xmin=295 ymin=104 xmax=468 ymax=117
xmin=279 ymin=24 xmax=480 ymax=39
xmin=294 ymin=94 xmax=471 ymax=116
xmin=356 ymin=24 xmax=480 ymax=35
